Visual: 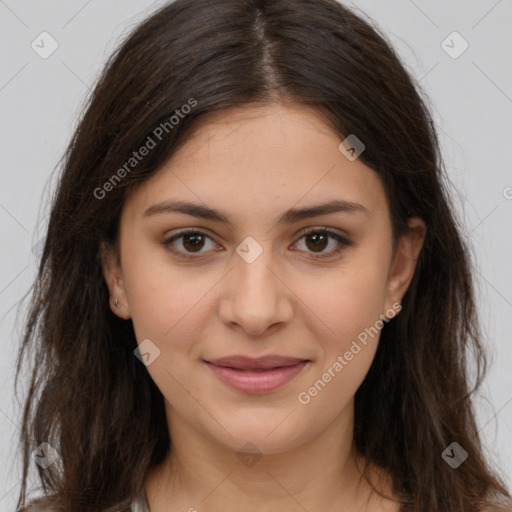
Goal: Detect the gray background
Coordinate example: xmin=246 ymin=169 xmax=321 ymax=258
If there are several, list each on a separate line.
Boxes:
xmin=1 ymin=0 xmax=511 ymax=508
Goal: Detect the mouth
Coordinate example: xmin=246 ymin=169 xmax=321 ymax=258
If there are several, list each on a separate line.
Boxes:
xmin=203 ymin=355 xmax=311 ymax=393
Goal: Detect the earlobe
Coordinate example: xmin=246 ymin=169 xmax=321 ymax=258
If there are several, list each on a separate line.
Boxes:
xmin=385 ymin=217 xmax=426 ymax=309
xmin=99 ymin=241 xmax=131 ymax=320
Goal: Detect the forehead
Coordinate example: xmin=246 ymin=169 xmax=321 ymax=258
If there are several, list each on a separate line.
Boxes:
xmin=123 ymin=103 xmax=389 ymax=227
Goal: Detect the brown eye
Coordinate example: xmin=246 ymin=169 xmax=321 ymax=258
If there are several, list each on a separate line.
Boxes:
xmin=162 ymin=227 xmax=352 ymax=261
xmin=294 ymin=228 xmax=352 ymax=259
xmin=163 ymin=230 xmax=217 ymax=257
xmin=181 ymin=232 xmax=206 ymax=252
xmin=304 ymin=232 xmax=329 ymax=252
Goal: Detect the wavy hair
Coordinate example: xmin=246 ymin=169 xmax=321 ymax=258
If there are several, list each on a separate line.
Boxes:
xmin=15 ymin=0 xmax=510 ymax=510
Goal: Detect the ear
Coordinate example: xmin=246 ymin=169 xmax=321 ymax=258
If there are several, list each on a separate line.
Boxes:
xmin=384 ymin=217 xmax=426 ymax=315
xmin=99 ymin=240 xmax=131 ymax=320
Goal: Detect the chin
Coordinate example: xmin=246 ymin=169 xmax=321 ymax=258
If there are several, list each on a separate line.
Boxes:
xmin=210 ymin=417 xmax=309 ymax=456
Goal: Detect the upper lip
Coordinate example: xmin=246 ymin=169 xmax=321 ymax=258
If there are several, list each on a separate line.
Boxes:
xmin=204 ymin=355 xmax=309 ymax=370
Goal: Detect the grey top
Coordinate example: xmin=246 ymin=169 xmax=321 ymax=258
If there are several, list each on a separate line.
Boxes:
xmin=23 ymin=489 xmax=151 ymax=512
xmin=131 ymin=487 xmax=150 ymax=512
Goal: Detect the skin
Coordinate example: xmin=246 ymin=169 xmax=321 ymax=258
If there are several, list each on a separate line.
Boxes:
xmin=102 ymin=102 xmax=426 ymax=512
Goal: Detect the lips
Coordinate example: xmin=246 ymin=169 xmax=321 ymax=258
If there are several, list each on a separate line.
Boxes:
xmin=205 ymin=355 xmax=308 ymax=371
xmin=203 ymin=355 xmax=310 ymax=393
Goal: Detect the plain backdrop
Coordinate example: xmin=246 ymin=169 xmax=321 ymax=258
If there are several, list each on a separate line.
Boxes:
xmin=1 ymin=0 xmax=511 ymax=509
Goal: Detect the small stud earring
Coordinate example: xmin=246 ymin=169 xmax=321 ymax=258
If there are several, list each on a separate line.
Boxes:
xmin=113 ymin=299 xmax=120 ymax=308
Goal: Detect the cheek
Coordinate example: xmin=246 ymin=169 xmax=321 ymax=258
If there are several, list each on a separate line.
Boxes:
xmin=121 ymin=246 xmax=214 ymax=349
xmin=121 ymin=253 xmax=213 ymax=405
xmin=294 ymin=266 xmax=389 ymax=417
xmin=296 ymin=257 xmax=390 ymax=352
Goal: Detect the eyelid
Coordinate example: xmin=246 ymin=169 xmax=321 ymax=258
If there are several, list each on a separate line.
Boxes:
xmin=162 ymin=226 xmax=352 ymax=259
xmin=299 ymin=226 xmax=350 ymax=242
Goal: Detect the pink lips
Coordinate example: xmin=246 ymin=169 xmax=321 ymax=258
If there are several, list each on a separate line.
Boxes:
xmin=204 ymin=355 xmax=309 ymax=393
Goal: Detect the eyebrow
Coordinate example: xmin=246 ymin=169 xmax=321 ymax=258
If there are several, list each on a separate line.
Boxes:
xmin=142 ymin=199 xmax=370 ymax=225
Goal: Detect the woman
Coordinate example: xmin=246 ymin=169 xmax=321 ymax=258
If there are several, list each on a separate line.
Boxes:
xmin=15 ymin=0 xmax=511 ymax=511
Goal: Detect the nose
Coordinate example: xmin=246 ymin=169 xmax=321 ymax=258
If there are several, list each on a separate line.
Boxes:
xmin=218 ymin=243 xmax=294 ymax=337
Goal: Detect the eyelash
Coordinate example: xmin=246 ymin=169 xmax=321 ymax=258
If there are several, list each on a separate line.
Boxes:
xmin=162 ymin=227 xmax=353 ymax=260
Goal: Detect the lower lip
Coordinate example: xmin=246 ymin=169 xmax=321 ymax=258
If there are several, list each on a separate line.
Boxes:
xmin=204 ymin=361 xmax=309 ymax=393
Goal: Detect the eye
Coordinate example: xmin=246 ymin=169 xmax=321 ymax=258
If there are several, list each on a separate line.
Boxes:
xmin=293 ymin=227 xmax=352 ymax=259
xmin=162 ymin=229 xmax=219 ymax=258
xmin=162 ymin=227 xmax=352 ymax=260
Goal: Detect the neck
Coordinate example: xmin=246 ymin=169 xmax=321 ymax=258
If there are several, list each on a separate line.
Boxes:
xmin=144 ymin=400 xmax=394 ymax=512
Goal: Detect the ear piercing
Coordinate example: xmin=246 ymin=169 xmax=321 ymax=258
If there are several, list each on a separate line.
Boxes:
xmin=383 ymin=302 xmax=402 ymax=321
xmin=113 ymin=299 xmax=120 ymax=309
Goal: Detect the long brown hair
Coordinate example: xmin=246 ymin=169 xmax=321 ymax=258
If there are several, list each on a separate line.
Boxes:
xmin=15 ymin=0 xmax=511 ymax=511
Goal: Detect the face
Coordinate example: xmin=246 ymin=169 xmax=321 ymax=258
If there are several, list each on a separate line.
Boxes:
xmin=102 ymin=102 xmax=425 ymax=456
